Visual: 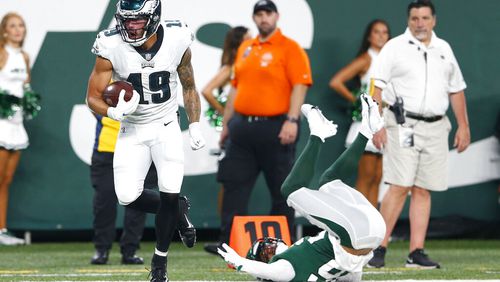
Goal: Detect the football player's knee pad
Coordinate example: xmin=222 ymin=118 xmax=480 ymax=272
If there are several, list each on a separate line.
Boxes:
xmin=355 ymin=208 xmax=386 ymax=249
xmin=158 ymin=170 xmax=184 ymax=193
xmin=115 ymin=186 xmax=142 ymax=205
xmin=157 ymin=179 xmax=182 ymax=194
xmin=344 ymin=202 xmax=386 ymax=250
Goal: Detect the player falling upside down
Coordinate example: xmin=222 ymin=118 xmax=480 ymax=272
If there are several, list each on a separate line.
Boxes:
xmin=86 ymin=0 xmax=204 ymax=281
xmin=218 ymin=94 xmax=386 ymax=282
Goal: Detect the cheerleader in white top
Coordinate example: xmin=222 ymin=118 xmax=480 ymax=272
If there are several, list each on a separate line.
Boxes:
xmin=0 ymin=12 xmax=31 ymax=245
xmin=329 ymin=20 xmax=390 ymax=207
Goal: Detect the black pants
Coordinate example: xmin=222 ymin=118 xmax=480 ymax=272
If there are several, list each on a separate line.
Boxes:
xmin=217 ymin=114 xmax=297 ymax=243
xmin=90 ymin=151 xmax=158 ymax=255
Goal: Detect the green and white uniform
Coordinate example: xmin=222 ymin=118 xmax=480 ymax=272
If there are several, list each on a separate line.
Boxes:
xmin=223 ymin=135 xmax=385 ymax=281
xmin=0 ymin=45 xmax=29 ymax=150
xmin=271 ymin=230 xmax=370 ymax=281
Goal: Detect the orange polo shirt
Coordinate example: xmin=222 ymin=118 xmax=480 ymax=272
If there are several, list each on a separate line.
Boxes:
xmin=232 ymin=29 xmax=312 ymax=116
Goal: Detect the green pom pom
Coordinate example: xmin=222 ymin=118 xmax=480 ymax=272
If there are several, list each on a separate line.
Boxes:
xmin=350 ymin=88 xmax=362 ymax=122
xmin=0 ymin=89 xmax=21 ymax=119
xmin=0 ymin=85 xmax=41 ymax=120
xmin=205 ymin=89 xmax=227 ymax=131
xmin=21 ymin=85 xmax=42 ymax=120
xmin=350 ymin=83 xmax=370 ymax=122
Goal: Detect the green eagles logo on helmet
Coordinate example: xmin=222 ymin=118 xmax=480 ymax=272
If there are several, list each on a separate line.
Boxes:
xmin=115 ymin=0 xmax=162 ymax=47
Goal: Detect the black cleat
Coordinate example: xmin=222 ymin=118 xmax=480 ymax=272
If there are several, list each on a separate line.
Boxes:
xmin=90 ymin=249 xmax=109 ymax=265
xmin=178 ymin=196 xmax=196 ymax=248
xmin=149 ymin=265 xmax=167 ymax=282
xmin=366 ymin=246 xmax=386 ymax=268
xmin=405 ymin=249 xmax=440 ymax=269
xmin=204 ymin=242 xmax=223 ymax=256
xmin=121 ymin=253 xmax=144 ymax=265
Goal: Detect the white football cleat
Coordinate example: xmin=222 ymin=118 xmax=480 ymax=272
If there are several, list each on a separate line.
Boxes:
xmin=0 ymin=230 xmax=25 ymax=246
xmin=359 ymin=94 xmax=384 ymax=138
xmin=301 ymin=104 xmax=338 ymax=142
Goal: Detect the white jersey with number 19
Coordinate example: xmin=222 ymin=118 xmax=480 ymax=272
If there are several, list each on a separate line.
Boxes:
xmin=92 ymin=20 xmax=193 ymax=124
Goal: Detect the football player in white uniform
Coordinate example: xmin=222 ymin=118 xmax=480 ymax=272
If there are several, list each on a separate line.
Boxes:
xmin=218 ymin=95 xmax=386 ymax=282
xmin=86 ymin=0 xmax=205 ymax=281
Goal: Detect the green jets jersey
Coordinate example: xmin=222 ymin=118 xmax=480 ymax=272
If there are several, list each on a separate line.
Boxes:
xmin=270 ymin=231 xmax=348 ymax=281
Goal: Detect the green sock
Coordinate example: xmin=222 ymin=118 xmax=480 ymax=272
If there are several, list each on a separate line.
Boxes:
xmin=318 ymin=134 xmax=368 ymax=186
xmin=281 ymin=136 xmax=322 ymax=198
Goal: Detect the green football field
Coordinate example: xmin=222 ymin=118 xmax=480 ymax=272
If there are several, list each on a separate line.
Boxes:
xmin=0 ymin=240 xmax=499 ymax=281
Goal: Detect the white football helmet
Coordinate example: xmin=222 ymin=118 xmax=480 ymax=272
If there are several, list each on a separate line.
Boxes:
xmin=115 ymin=0 xmax=161 ymax=46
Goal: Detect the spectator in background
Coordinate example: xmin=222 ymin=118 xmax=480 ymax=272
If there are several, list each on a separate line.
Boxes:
xmin=0 ymin=12 xmax=30 ymax=246
xmin=204 ymin=0 xmax=312 ymax=254
xmin=202 ymin=26 xmax=251 ymax=122
xmin=90 ymin=114 xmax=157 ymax=265
xmin=369 ymin=0 xmax=470 ymax=269
xmin=201 ymin=26 xmax=250 ymax=250
xmin=329 ymin=19 xmax=390 ymax=207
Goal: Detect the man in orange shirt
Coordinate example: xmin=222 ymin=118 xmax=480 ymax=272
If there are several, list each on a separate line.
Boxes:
xmin=205 ymin=0 xmax=312 ymax=254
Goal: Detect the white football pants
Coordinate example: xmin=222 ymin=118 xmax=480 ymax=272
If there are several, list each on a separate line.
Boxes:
xmin=113 ymin=114 xmax=184 ymax=205
xmin=287 ymin=180 xmax=385 ymax=250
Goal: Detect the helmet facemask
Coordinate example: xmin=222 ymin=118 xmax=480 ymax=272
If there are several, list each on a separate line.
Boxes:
xmin=115 ymin=0 xmax=161 ymax=47
xmin=246 ymin=237 xmax=288 ymax=263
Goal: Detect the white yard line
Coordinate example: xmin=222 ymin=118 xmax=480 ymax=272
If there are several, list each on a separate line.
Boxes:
xmin=0 ymin=273 xmax=143 ymax=277
xmin=1 ymin=272 xmax=499 ymax=282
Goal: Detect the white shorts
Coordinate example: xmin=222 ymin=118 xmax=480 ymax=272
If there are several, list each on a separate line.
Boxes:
xmin=383 ymin=110 xmax=451 ymax=191
xmin=113 ymin=114 xmax=184 ymax=205
xmin=287 ymin=180 xmax=385 ymax=250
xmin=0 ymin=118 xmax=28 ymax=150
xmin=345 ymin=121 xmax=380 ymax=153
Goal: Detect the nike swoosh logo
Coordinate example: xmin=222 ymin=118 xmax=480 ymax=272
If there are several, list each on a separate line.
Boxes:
xmin=164 ymin=121 xmax=173 ymax=126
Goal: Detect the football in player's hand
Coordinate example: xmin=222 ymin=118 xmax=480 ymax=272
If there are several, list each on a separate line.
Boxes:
xmin=102 ymin=81 xmax=134 ymax=107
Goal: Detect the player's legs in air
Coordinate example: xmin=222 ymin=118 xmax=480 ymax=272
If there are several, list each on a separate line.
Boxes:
xmin=281 ymin=94 xmax=386 ymax=250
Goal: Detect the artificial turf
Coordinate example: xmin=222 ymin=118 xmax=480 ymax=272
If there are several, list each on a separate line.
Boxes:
xmin=0 ymin=239 xmax=499 ymax=281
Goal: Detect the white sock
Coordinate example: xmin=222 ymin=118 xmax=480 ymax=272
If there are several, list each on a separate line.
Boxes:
xmin=155 ymin=248 xmax=168 ymax=257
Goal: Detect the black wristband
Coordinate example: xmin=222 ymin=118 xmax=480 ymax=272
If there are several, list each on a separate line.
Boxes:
xmin=286 ymin=116 xmax=299 ymax=123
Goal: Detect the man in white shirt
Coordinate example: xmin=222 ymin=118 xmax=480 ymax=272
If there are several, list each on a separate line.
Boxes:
xmin=369 ymin=0 xmax=470 ymax=269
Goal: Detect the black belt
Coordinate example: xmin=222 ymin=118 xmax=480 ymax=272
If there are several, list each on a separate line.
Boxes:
xmin=238 ymin=113 xmax=287 ymax=122
xmin=239 ymin=114 xmax=287 ymax=122
xmin=388 ymin=106 xmax=443 ymax=122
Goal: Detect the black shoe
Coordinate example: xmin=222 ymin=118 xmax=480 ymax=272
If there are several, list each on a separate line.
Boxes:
xmin=405 ymin=248 xmax=440 ymax=269
xmin=90 ymin=249 xmax=109 ymax=265
xmin=121 ymin=253 xmax=144 ymax=265
xmin=178 ymin=196 xmax=196 ymax=248
xmin=149 ymin=265 xmax=167 ymax=282
xmin=204 ymin=242 xmax=222 ymax=256
xmin=366 ymin=246 xmax=386 ymax=268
